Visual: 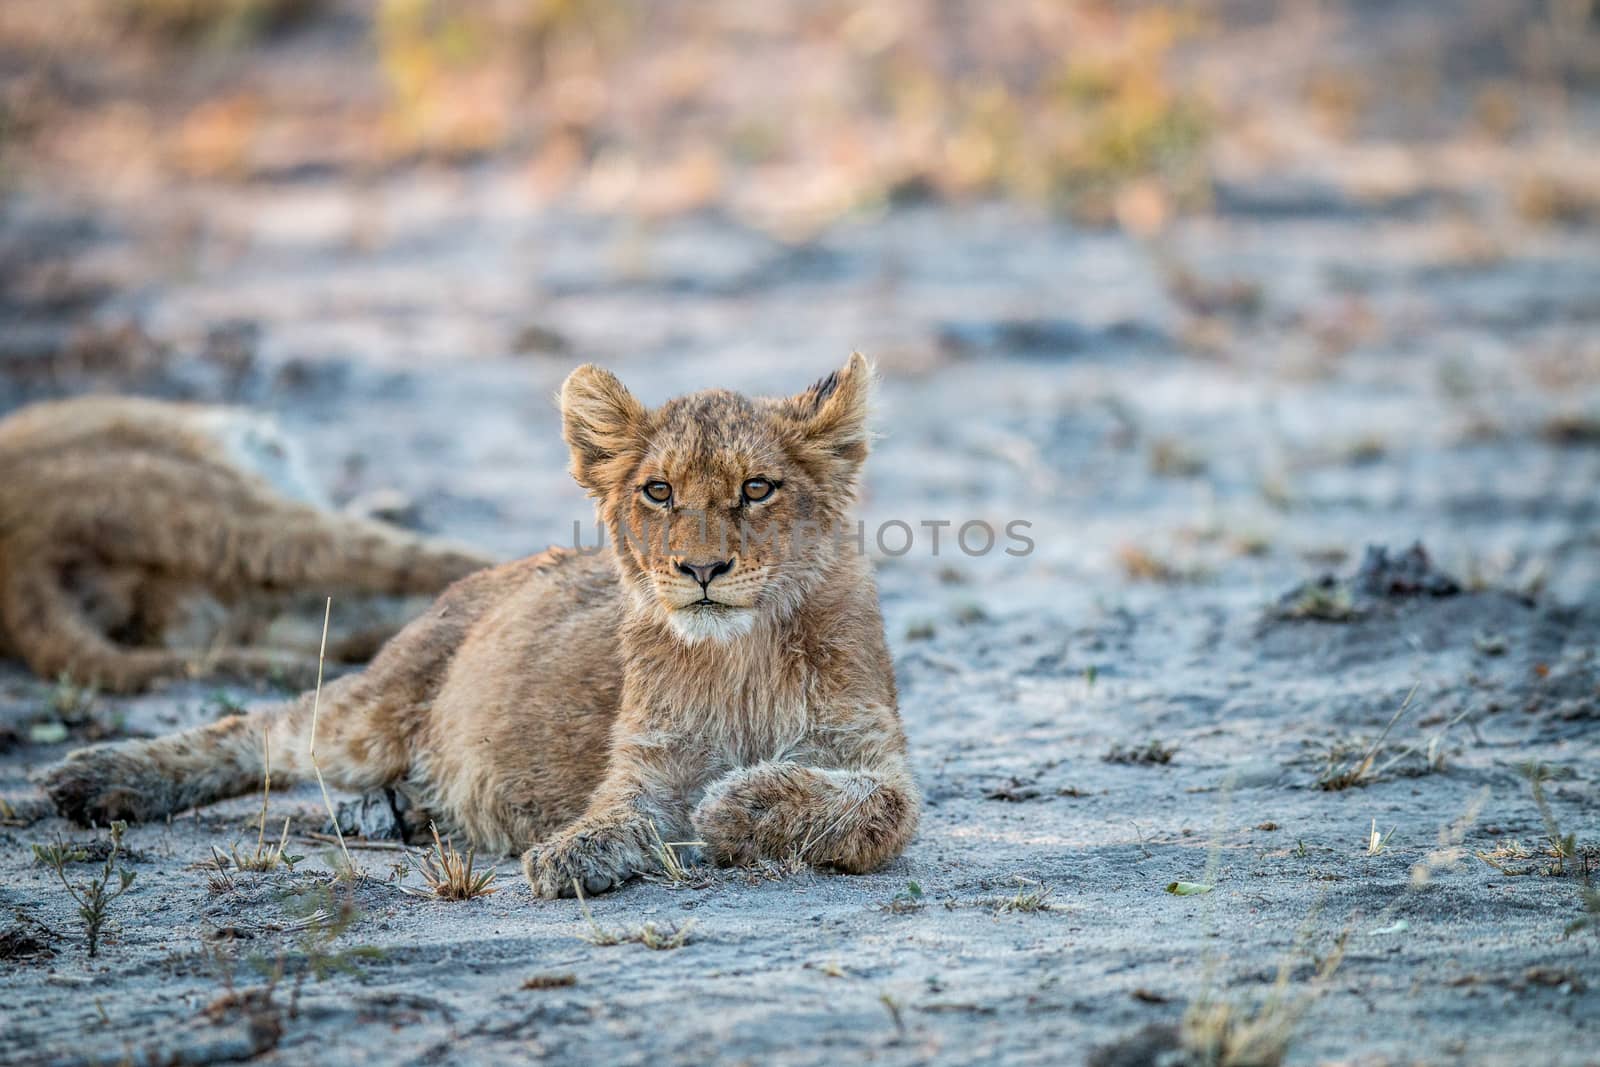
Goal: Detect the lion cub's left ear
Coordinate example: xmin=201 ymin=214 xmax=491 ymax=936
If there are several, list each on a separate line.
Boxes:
xmin=780 ymin=352 xmax=875 ymax=482
xmin=560 ymin=364 xmax=649 ymax=496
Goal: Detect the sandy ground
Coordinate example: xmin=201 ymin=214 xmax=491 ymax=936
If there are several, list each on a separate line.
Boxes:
xmin=2 ymin=9 xmax=1599 ymax=1065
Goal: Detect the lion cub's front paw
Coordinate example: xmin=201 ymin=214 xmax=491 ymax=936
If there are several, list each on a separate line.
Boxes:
xmin=522 ymin=830 xmax=644 ymax=899
xmin=692 ymin=765 xmax=808 ymax=867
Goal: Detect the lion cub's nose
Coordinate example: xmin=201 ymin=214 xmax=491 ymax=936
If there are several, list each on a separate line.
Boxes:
xmin=676 ymin=559 xmax=733 ymax=587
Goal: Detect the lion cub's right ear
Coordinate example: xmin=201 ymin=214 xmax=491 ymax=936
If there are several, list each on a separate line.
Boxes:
xmin=560 ymin=364 xmax=648 ymax=496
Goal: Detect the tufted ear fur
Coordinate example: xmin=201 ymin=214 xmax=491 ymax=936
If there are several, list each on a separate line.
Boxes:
xmin=560 ymin=364 xmax=649 ymax=496
xmin=778 ymin=352 xmax=874 ymax=485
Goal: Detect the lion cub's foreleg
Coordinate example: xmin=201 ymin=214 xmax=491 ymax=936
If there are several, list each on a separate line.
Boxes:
xmin=520 ymin=737 xmax=691 ymax=898
xmin=691 ymin=761 xmax=919 ymax=874
xmin=521 ymin=741 xmax=918 ymax=897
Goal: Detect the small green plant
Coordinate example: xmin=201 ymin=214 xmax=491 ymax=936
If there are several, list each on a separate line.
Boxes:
xmin=208 ymin=879 xmax=383 ymax=1028
xmin=1519 ymin=762 xmax=1578 ymax=875
xmin=32 ymin=822 xmax=136 ymax=958
xmin=27 ymin=673 xmax=112 ymax=744
xmin=884 ymin=881 xmax=926 ymax=913
xmin=255 ymin=881 xmax=384 ymax=998
xmin=218 ymin=828 xmax=303 ymax=876
xmin=47 ymin=673 xmax=98 ymax=720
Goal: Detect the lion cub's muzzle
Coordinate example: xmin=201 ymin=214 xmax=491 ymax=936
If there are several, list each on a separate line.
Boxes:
xmin=674 ymin=557 xmax=734 ymax=603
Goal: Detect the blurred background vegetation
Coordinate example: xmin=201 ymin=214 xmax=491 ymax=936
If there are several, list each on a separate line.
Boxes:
xmin=1 ymin=0 xmax=1595 ymax=240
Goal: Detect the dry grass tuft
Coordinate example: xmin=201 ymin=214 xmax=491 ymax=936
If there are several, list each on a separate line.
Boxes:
xmin=1518 ymin=763 xmax=1581 ymax=876
xmin=994 ymin=877 xmax=1059 ymax=914
xmin=1116 ymin=543 xmax=1206 ymax=583
xmin=806 ymin=958 xmax=848 ymax=978
xmin=1475 ymin=837 xmax=1537 ymax=876
xmin=1149 ymin=437 xmax=1208 ymax=478
xmin=1104 ymin=740 xmax=1177 ymax=766
xmin=220 ymin=725 xmax=302 ymax=874
xmin=1317 ymin=684 xmax=1416 ymax=790
xmin=635 ymin=921 xmax=695 ymax=951
xmin=645 ymin=820 xmax=708 ymax=887
xmin=572 ymin=881 xmax=695 ymax=950
xmin=736 ymin=848 xmax=812 ymax=886
xmin=223 ymin=819 xmax=298 ymax=874
xmin=416 ymin=823 xmax=497 ymax=900
xmin=1181 ymin=930 xmax=1348 ymax=1067
xmin=1181 ymin=993 xmax=1306 ymax=1067
xmin=1275 ymin=582 xmax=1358 ymax=623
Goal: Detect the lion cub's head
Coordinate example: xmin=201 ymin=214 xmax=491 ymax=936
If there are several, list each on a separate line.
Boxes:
xmin=561 ymin=353 xmax=873 ymax=644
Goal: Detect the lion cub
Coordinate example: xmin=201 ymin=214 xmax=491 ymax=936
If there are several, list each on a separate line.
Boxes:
xmin=43 ymin=355 xmax=919 ymax=894
xmin=0 ymin=396 xmax=493 ymax=692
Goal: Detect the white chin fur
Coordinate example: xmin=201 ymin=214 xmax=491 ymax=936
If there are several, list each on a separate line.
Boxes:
xmin=668 ymin=607 xmax=755 ymax=645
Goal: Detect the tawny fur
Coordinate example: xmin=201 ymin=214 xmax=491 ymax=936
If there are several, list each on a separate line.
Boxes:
xmin=0 ymin=396 xmax=494 ymax=692
xmin=40 ymin=355 xmax=919 ymax=895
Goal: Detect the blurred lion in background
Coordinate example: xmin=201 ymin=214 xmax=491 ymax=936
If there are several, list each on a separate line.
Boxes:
xmin=0 ymin=395 xmax=494 ymax=692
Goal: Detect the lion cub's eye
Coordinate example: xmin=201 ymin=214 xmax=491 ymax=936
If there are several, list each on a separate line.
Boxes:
xmin=642 ymin=480 xmax=673 ymax=505
xmin=741 ymin=477 xmax=776 ymax=503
